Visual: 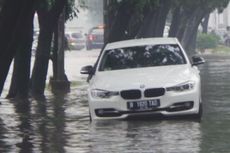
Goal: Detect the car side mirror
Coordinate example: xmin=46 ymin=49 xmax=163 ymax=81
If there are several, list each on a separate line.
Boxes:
xmin=192 ymin=56 xmax=205 ymax=66
xmin=80 ymin=65 xmax=93 ymax=74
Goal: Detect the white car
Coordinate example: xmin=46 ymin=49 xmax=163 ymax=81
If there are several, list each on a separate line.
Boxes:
xmin=81 ymin=38 xmax=205 ymax=120
xmin=65 ymin=31 xmax=85 ymax=50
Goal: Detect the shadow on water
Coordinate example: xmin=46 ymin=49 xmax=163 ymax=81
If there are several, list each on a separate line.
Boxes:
xmin=32 ymin=94 xmax=67 ymax=153
xmin=199 ymin=55 xmax=230 ymax=153
xmin=13 ymin=100 xmax=33 ymax=153
xmin=89 ymin=119 xmax=201 ymax=153
xmin=0 ymin=84 xmax=203 ymax=153
xmin=2 ymin=54 xmax=230 ymax=152
xmin=0 ymin=114 xmax=11 ymax=153
xmin=0 ymin=94 xmax=68 ymax=153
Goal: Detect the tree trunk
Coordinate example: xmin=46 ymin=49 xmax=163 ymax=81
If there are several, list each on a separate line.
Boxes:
xmin=154 ymin=0 xmax=171 ymax=37
xmin=181 ymin=8 xmax=209 ymax=54
xmin=50 ymin=9 xmax=70 ymax=93
xmin=31 ymin=0 xmax=67 ymax=97
xmin=136 ymin=0 xmax=170 ymax=38
xmin=52 ymin=25 xmax=58 ymax=80
xmin=168 ymin=6 xmax=190 ymax=41
xmin=201 ymin=14 xmax=210 ymax=33
xmin=176 ymin=13 xmax=190 ymax=41
xmin=186 ymin=29 xmax=198 ymax=56
xmin=6 ymin=5 xmax=34 ymax=99
xmin=169 ymin=7 xmax=181 ymax=37
xmin=107 ymin=1 xmax=134 ymax=43
xmin=31 ymin=11 xmax=54 ymax=97
xmin=0 ymin=0 xmax=35 ymax=96
xmin=103 ymin=0 xmax=111 ymax=44
xmin=136 ymin=9 xmax=157 ymax=38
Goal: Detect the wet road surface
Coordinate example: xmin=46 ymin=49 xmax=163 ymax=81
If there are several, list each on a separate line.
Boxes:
xmin=0 ymin=53 xmax=230 ymax=153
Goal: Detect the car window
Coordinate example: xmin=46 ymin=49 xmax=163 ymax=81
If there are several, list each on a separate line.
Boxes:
xmin=71 ymin=33 xmax=83 ymax=38
xmin=65 ymin=34 xmax=70 ymax=39
xmin=91 ymin=29 xmax=104 ymax=34
xmin=99 ymin=44 xmax=186 ymax=71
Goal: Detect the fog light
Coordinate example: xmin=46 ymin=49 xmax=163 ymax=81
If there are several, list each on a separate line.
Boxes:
xmin=95 ymin=108 xmax=122 ymax=117
xmin=167 ymin=101 xmax=194 ymax=112
xmin=98 ymin=109 xmax=104 ymax=115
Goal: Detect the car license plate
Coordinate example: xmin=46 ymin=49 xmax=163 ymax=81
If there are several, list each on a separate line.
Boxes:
xmin=127 ymin=99 xmax=160 ymax=110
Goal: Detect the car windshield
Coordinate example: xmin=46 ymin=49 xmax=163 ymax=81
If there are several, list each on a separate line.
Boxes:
xmin=99 ymin=44 xmax=187 ymax=71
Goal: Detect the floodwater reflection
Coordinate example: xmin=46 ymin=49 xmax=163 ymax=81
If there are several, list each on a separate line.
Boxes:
xmin=1 ymin=54 xmax=230 ymax=152
xmin=89 ymin=120 xmax=201 ymax=153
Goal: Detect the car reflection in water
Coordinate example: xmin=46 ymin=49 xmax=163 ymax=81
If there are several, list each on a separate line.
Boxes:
xmin=89 ymin=120 xmax=201 ymax=153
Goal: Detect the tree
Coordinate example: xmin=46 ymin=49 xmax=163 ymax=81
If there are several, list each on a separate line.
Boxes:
xmin=136 ymin=0 xmax=171 ymax=38
xmin=104 ymin=0 xmax=172 ymax=41
xmin=169 ymin=0 xmax=230 ymax=55
xmin=104 ymin=0 xmax=230 ymax=55
xmin=5 ymin=0 xmax=78 ymax=99
xmin=30 ymin=0 xmax=68 ymax=98
xmin=0 ymin=0 xmax=76 ymax=98
xmin=201 ymin=14 xmax=210 ymax=33
xmin=0 ymin=0 xmax=35 ymax=96
xmin=197 ymin=32 xmax=220 ymax=53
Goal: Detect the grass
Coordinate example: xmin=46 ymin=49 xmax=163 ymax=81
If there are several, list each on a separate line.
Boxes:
xmin=197 ymin=45 xmax=230 ymax=55
xmin=210 ymin=45 xmax=230 ymax=54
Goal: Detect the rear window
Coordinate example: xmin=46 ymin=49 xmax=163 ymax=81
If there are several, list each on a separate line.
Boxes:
xmin=71 ymin=33 xmax=83 ymax=38
xmin=65 ymin=34 xmax=70 ymax=39
xmin=99 ymin=44 xmax=186 ymax=71
xmin=91 ymin=29 xmax=104 ymax=34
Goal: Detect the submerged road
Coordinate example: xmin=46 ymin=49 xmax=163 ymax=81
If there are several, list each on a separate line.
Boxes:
xmin=0 ymin=51 xmax=230 ymax=153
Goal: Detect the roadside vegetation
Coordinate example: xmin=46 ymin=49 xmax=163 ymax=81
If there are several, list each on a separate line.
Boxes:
xmin=197 ymin=32 xmax=230 ymax=54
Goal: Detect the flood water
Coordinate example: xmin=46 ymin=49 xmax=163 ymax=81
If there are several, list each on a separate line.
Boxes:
xmin=1 ymin=54 xmax=230 ymax=153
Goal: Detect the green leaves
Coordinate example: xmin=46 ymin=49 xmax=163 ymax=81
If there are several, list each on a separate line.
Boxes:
xmin=197 ymin=32 xmax=220 ymax=50
xmin=35 ymin=0 xmax=78 ymax=21
xmin=36 ymin=0 xmax=55 ymax=11
xmin=65 ymin=0 xmax=78 ymax=21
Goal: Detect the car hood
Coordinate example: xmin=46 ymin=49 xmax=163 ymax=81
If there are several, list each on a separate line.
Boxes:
xmin=90 ymin=65 xmax=198 ymax=90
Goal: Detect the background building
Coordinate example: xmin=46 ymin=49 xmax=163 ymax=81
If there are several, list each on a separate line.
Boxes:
xmin=209 ymin=3 xmax=230 ymax=31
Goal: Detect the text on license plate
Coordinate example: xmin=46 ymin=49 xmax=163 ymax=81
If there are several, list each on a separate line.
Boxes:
xmin=127 ymin=99 xmax=160 ymax=110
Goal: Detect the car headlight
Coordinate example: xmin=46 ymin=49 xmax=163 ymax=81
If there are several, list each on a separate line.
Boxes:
xmin=166 ymin=81 xmax=195 ymax=92
xmin=91 ymin=89 xmax=119 ymax=99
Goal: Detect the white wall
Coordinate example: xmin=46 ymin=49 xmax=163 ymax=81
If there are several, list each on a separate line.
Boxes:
xmin=209 ymin=3 xmax=230 ymax=31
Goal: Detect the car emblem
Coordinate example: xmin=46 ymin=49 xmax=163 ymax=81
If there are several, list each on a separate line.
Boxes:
xmin=140 ymin=84 xmax=145 ymax=89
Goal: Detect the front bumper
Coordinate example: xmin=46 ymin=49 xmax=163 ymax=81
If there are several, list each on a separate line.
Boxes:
xmin=89 ymin=89 xmax=200 ymax=120
xmin=95 ymin=101 xmax=194 ymax=118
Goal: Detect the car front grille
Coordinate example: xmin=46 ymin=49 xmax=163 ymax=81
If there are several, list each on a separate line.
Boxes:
xmin=120 ymin=88 xmax=165 ymax=100
xmin=120 ymin=89 xmax=141 ymax=100
xmin=144 ymin=88 xmax=165 ymax=98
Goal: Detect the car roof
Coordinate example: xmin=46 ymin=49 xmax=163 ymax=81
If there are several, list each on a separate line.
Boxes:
xmin=65 ymin=31 xmax=83 ymax=34
xmin=104 ymin=37 xmax=180 ymax=50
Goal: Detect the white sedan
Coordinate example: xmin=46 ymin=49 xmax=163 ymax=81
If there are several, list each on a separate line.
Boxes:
xmin=81 ymin=38 xmax=205 ymax=120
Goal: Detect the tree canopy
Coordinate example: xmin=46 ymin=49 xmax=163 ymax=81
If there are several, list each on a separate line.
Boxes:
xmin=104 ymin=0 xmax=230 ymax=55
